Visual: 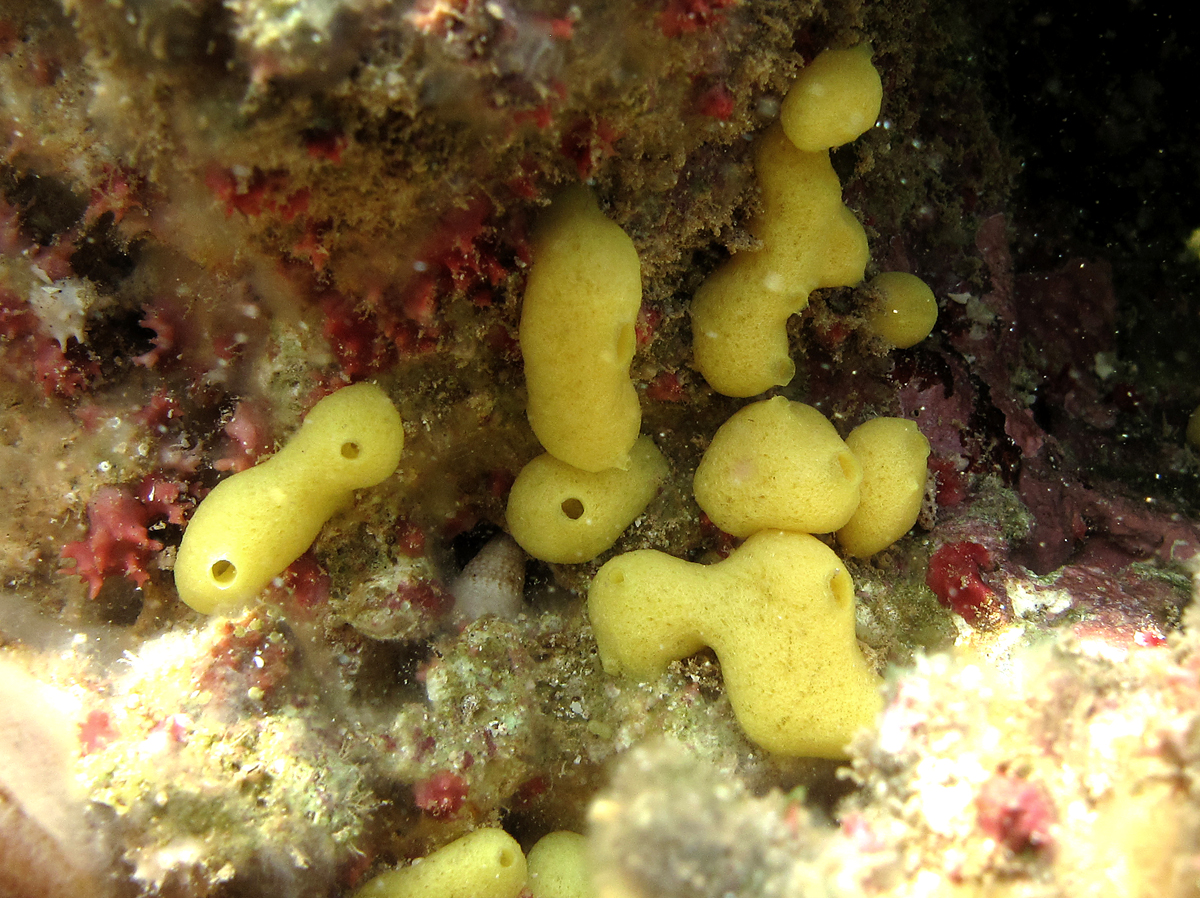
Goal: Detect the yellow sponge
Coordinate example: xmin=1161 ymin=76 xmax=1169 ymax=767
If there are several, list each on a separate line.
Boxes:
xmin=780 ymin=45 xmax=883 ymax=152
xmin=521 ymin=187 xmax=642 ymax=471
xmin=353 ymin=828 xmax=526 ymax=898
xmin=690 ymin=126 xmax=868 ymax=397
xmin=507 ymin=436 xmax=669 ymax=564
xmin=175 ymin=383 xmax=403 ymax=614
xmin=1188 ymin=405 xmax=1200 ymax=451
xmin=693 ymin=397 xmax=862 ymax=538
xmin=527 ymin=831 xmax=594 ymax=898
xmin=588 ymin=530 xmax=881 ymax=757
xmin=837 ymin=417 xmax=930 ymax=557
xmin=866 ymin=272 xmax=939 ymax=349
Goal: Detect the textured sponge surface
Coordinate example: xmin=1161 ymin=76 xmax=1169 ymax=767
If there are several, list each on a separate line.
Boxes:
xmin=353 ymin=828 xmax=526 ymax=898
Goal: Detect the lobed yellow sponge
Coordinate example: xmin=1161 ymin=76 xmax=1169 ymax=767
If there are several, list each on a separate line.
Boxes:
xmin=352 ymin=828 xmax=526 ymax=898
xmin=506 ymin=436 xmax=669 ymax=564
xmin=1188 ymin=404 xmax=1200 ymax=451
xmin=780 ymin=45 xmax=883 ymax=152
xmin=690 ymin=126 xmax=869 ymax=397
xmin=588 ymin=530 xmax=881 ymax=758
xmin=175 ymin=383 xmax=403 ymax=615
xmin=527 ymin=831 xmax=594 ymax=898
xmin=521 ymin=186 xmax=643 ymax=471
xmin=693 ymin=397 xmax=862 ymax=538
xmin=837 ymin=417 xmax=930 ymax=557
xmin=866 ymin=271 xmax=939 ymax=349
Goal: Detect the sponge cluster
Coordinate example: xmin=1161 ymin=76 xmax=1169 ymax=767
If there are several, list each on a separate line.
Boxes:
xmin=587 ymin=47 xmax=936 ymax=759
xmin=689 ymin=44 xmax=938 ymax=396
xmin=509 ymin=187 xmax=668 ymax=564
xmin=353 ymin=828 xmax=595 ymax=898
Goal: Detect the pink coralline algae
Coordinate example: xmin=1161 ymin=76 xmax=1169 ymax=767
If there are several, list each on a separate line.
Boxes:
xmin=413 ymin=770 xmax=470 ymax=817
xmin=60 ymin=485 xmax=167 ymax=598
xmin=926 ymin=541 xmax=1006 ymax=627
xmin=976 ymin=772 xmax=1056 ymax=853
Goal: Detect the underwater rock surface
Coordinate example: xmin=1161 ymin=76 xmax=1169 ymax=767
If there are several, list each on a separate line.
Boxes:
xmin=1 ymin=0 xmax=1199 ymax=895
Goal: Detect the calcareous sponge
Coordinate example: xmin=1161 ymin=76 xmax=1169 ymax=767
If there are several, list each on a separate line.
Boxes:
xmin=693 ymin=396 xmax=862 ymax=538
xmin=352 ymin=828 xmax=526 ymax=898
xmin=175 ymin=382 xmax=404 ymax=614
xmin=520 ymin=186 xmax=642 ymax=472
xmin=588 ymin=530 xmax=881 ymax=757
xmin=837 ymin=417 xmax=930 ymax=557
xmin=507 ymin=436 xmax=668 ymax=564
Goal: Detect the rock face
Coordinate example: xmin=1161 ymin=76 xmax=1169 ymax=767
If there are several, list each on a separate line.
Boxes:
xmin=1 ymin=0 xmax=1199 ymax=896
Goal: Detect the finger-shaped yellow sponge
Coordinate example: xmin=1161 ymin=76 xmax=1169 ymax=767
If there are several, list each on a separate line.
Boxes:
xmin=521 ymin=186 xmax=642 ymax=471
xmin=588 ymin=530 xmax=881 ymax=758
xmin=175 ymin=382 xmax=403 ymax=614
xmin=693 ymin=397 xmax=862 ymax=538
xmin=353 ymin=828 xmax=526 ymax=898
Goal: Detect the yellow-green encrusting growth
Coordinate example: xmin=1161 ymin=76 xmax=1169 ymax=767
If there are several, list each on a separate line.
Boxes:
xmin=520 ymin=186 xmax=643 ymax=472
xmin=866 ymin=271 xmax=939 ymax=349
xmin=1187 ymin=404 xmax=1200 ymax=451
xmin=588 ymin=530 xmax=882 ymax=757
xmin=527 ymin=831 xmax=595 ymax=898
xmin=690 ymin=127 xmax=869 ymax=397
xmin=352 ymin=828 xmax=526 ymax=898
xmin=507 ymin=436 xmax=669 ymax=564
xmin=779 ymin=45 xmax=883 ymax=152
xmin=693 ymin=397 xmax=862 ymax=538
xmin=838 ymin=417 xmax=930 ymax=557
xmin=175 ymin=383 xmax=403 ymax=614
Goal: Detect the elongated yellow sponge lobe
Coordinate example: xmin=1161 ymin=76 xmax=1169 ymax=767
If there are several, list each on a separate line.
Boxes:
xmin=690 ymin=126 xmax=868 ymax=397
xmin=588 ymin=530 xmax=881 ymax=758
xmin=175 ymin=383 xmax=403 ymax=614
xmin=353 ymin=828 xmax=526 ymax=898
xmin=780 ymin=45 xmax=882 ymax=152
xmin=866 ymin=271 xmax=939 ymax=349
xmin=521 ymin=186 xmax=642 ymax=472
xmin=838 ymin=417 xmax=930 ymax=557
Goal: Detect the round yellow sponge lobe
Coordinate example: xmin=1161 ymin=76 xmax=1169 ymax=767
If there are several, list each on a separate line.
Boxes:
xmin=837 ymin=417 xmax=930 ymax=557
xmin=866 ymin=271 xmax=939 ymax=349
xmin=507 ymin=436 xmax=668 ymax=564
xmin=527 ymin=831 xmax=594 ymax=898
xmin=780 ymin=45 xmax=882 ymax=152
xmin=693 ymin=396 xmax=862 ymax=538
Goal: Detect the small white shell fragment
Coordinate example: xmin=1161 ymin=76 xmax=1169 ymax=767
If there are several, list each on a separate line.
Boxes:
xmin=451 ymin=534 xmax=527 ymax=620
